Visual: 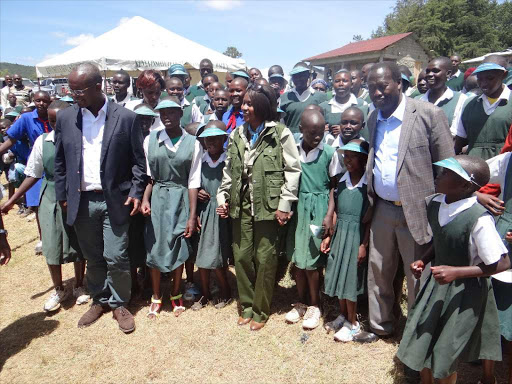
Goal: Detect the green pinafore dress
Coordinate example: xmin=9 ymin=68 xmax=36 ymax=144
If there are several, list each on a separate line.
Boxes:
xmin=397 ymin=197 xmax=502 ymax=379
xmin=319 ymin=98 xmax=369 ymax=140
xmin=145 ymin=131 xmax=195 ymax=273
xmin=287 ymin=145 xmax=334 ymax=269
xmin=196 ymin=158 xmax=231 ymax=269
xmin=323 ymin=178 xmax=368 ymax=302
xmin=462 ymin=93 xmax=512 ymax=160
xmin=39 ymin=134 xmax=82 ymax=265
xmin=492 ymin=155 xmax=512 ymax=341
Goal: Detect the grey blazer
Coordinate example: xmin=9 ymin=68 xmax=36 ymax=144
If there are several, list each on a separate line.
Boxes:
xmin=366 ymin=97 xmax=455 ymax=245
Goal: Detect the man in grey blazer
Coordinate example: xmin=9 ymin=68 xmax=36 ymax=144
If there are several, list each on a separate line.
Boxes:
xmin=356 ymin=62 xmax=454 ymax=340
xmin=55 ymin=63 xmax=147 ymax=333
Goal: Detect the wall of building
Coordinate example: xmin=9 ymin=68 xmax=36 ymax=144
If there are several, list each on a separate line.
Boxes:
xmin=385 ymin=35 xmax=430 ymax=78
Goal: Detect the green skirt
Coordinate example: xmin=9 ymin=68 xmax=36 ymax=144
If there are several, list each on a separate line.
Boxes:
xmin=397 ymin=274 xmax=501 ymax=379
xmin=323 ymin=216 xmax=366 ymax=302
xmin=492 ymin=278 xmax=512 ymax=341
xmin=39 ymin=183 xmax=82 ymax=265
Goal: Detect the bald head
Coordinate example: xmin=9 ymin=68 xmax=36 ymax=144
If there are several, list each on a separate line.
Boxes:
xmin=206 ymin=120 xmax=227 ymax=131
xmin=304 ymin=104 xmax=323 ymax=115
xmin=300 ymin=109 xmax=325 ymax=148
xmin=232 ymin=77 xmax=248 ymax=89
xmin=70 ymin=63 xmax=102 ymax=85
xmin=431 ymin=56 xmax=452 ymax=71
xmin=33 ymin=90 xmax=50 ymax=100
xmin=300 ymin=109 xmax=325 ymax=127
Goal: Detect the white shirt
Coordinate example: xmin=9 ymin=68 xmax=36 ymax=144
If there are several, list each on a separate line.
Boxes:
xmin=25 ymin=130 xmax=55 ymax=178
xmin=113 ymin=92 xmax=133 ymax=107
xmin=290 ymin=87 xmax=314 ymax=102
xmin=373 ymin=96 xmax=407 ymax=202
xmin=328 ymin=93 xmax=365 ymax=115
xmin=420 ymin=87 xmax=468 ymax=136
xmin=1 ymin=85 xmax=10 ymax=109
xmin=449 ymin=69 xmax=462 ymax=80
xmin=80 ymin=99 xmax=108 ymax=191
xmin=339 ymin=171 xmax=367 ymax=190
xmin=125 ymin=99 xmax=164 ymax=132
xmin=431 ymin=195 xmax=506 ymax=267
xmin=182 ymin=98 xmax=204 ymax=124
xmin=202 ymin=151 xmax=226 ymax=168
xmin=456 ymin=86 xmax=511 ymax=138
xmin=298 ymin=141 xmax=339 ymax=177
xmin=143 ymin=128 xmax=203 ymax=189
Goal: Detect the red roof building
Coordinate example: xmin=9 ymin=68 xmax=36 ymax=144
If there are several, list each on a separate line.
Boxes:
xmin=304 ymin=32 xmax=430 ymax=80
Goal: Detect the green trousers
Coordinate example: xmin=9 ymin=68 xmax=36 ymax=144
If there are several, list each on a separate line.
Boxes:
xmin=232 ymin=190 xmax=280 ymax=323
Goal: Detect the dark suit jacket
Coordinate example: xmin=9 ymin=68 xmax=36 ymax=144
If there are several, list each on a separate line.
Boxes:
xmin=366 ymin=96 xmax=455 ymax=245
xmin=54 ymin=100 xmax=147 ymax=227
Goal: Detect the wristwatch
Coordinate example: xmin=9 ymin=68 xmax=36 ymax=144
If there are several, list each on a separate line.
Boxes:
xmin=0 ymin=229 xmax=8 ymax=236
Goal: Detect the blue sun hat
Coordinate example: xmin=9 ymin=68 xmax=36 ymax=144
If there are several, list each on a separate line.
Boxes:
xmin=155 ymin=99 xmax=181 ymax=110
xmin=269 ymin=73 xmax=285 ymax=80
xmin=289 ymin=66 xmax=310 ymax=76
xmin=433 ymin=157 xmax=482 ymax=187
xmin=277 ymin=107 xmax=284 ymax=113
xmin=61 ymin=95 xmax=74 ymax=102
xmin=5 ymin=110 xmax=20 ymax=117
xmin=473 ymin=62 xmax=507 ymax=74
xmin=198 ymin=127 xmax=228 ymax=138
xmin=339 ymin=142 xmax=369 ymax=155
xmin=401 ymin=73 xmax=411 ymax=84
xmin=168 ymin=64 xmax=187 ymax=76
xmin=134 ymin=105 xmax=159 ymax=117
xmin=232 ymin=71 xmax=250 ymax=79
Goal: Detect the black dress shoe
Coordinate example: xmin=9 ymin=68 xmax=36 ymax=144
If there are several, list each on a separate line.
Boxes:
xmin=353 ymin=331 xmax=380 ymax=343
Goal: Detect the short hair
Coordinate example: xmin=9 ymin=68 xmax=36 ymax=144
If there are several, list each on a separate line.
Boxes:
xmin=334 ymin=69 xmax=351 ymax=77
xmin=232 ymin=77 xmax=249 ymax=89
xmin=398 ymin=65 xmax=412 ymax=77
xmin=246 ymin=83 xmax=278 ymax=122
xmin=342 ymin=106 xmax=364 ymax=121
xmin=114 ymin=70 xmax=131 ymax=83
xmin=430 ymin=56 xmax=452 ymax=70
xmin=483 ymin=54 xmax=508 ymax=68
xmin=206 ymin=120 xmax=227 ymax=131
xmin=185 ymin=122 xmax=201 ymax=136
xmin=200 ymin=58 xmax=213 ymax=67
xmin=202 ymin=73 xmax=219 ymax=82
xmin=304 ymin=104 xmax=323 ymax=115
xmin=268 ymin=65 xmax=284 ymax=77
xmin=166 ymin=76 xmax=183 ymax=87
xmin=456 ymin=155 xmax=490 ymax=190
xmin=48 ymin=100 xmax=70 ymax=110
xmin=369 ymin=62 xmax=402 ymax=83
xmin=33 ymin=90 xmax=50 ymax=99
xmin=72 ymin=62 xmax=102 ymax=85
xmin=136 ymin=70 xmax=165 ymax=90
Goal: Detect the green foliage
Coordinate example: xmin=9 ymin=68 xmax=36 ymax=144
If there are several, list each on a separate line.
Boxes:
xmin=223 ymin=46 xmax=242 ymax=59
xmin=0 ymin=62 xmax=37 ymax=79
xmin=372 ymin=0 xmax=512 ymax=59
xmin=352 ymin=34 xmax=364 ymax=42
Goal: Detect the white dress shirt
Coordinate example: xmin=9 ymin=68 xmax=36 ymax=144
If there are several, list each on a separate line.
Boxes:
xmin=182 ymin=98 xmax=205 ymax=124
xmin=298 ymin=141 xmax=339 ymax=177
xmin=81 ymin=99 xmax=108 ymax=191
xmin=373 ymin=96 xmax=407 ymax=202
xmin=328 ymin=93 xmax=366 ymax=114
xmin=419 ymin=87 xmax=467 ymax=136
xmin=113 ymin=91 xmax=133 ymax=106
xmin=290 ymin=87 xmax=315 ymax=102
xmin=25 ymin=130 xmax=55 ymax=178
xmin=449 ymin=69 xmax=462 ymax=80
xmin=430 ymin=194 xmax=506 ymax=267
xmin=143 ymin=128 xmax=203 ymax=189
xmin=456 ymin=86 xmax=511 ymax=138
xmin=339 ymin=171 xmax=367 ymax=190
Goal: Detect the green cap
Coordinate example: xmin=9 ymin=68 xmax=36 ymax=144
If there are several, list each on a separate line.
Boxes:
xmin=134 ymin=105 xmax=159 ymax=117
xmin=277 ymin=107 xmax=284 ymax=113
xmin=61 ymin=95 xmax=74 ymax=102
xmin=269 ymin=73 xmax=285 ymax=80
xmin=198 ymin=127 xmax=228 ymax=138
xmin=170 ymin=69 xmax=188 ymax=76
xmin=339 ymin=142 xmax=368 ymax=155
xmin=232 ymin=71 xmax=250 ymax=79
xmin=6 ymin=110 xmax=20 ymax=117
xmin=433 ymin=157 xmax=475 ymax=183
xmin=155 ymin=99 xmax=181 ymax=110
xmin=290 ymin=66 xmax=309 ymax=76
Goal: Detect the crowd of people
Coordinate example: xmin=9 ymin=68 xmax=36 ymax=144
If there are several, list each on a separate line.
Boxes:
xmin=1 ymin=53 xmax=512 ymax=384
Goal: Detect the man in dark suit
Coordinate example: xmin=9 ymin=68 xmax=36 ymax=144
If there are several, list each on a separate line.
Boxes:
xmin=355 ymin=62 xmax=454 ymax=341
xmin=55 ymin=63 xmax=146 ymax=333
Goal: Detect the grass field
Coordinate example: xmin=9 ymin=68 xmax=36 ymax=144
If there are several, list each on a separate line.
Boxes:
xmin=0 ymin=183 xmax=510 ymax=383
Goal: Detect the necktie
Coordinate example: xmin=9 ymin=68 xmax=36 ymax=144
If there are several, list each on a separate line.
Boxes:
xmin=227 ymin=112 xmax=237 ymax=131
xmin=37 ymin=118 xmax=50 ymax=133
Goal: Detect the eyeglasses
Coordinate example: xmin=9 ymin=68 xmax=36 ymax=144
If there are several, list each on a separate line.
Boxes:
xmin=69 ymin=84 xmax=96 ymax=96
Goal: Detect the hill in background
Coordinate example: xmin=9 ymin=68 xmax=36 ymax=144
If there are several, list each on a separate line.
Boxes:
xmin=0 ymin=62 xmax=37 ymax=79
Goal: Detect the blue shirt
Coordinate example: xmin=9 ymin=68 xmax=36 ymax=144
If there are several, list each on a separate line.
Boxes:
xmin=373 ymin=96 xmax=406 ymax=202
xmin=222 ymin=106 xmax=244 ymax=135
xmin=6 ymin=109 xmax=51 ymax=148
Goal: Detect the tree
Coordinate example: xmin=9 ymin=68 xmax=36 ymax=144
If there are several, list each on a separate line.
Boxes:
xmin=223 ymin=46 xmax=242 ymax=58
xmin=352 ymin=34 xmax=364 ymax=42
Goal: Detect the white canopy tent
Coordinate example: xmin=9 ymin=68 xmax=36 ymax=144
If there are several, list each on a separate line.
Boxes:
xmin=462 ymin=49 xmax=512 ymax=64
xmin=35 ymin=16 xmax=246 ymax=78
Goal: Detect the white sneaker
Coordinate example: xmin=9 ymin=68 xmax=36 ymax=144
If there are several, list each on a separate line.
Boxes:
xmin=334 ymin=321 xmax=361 ymax=342
xmin=35 ymin=241 xmax=43 ymax=255
xmin=302 ymin=306 xmax=321 ymax=330
xmin=285 ymin=303 xmax=307 ymax=323
xmin=44 ymin=287 xmax=69 ymax=312
xmin=324 ymin=314 xmax=346 ymax=333
xmin=73 ymin=286 xmax=90 ymax=305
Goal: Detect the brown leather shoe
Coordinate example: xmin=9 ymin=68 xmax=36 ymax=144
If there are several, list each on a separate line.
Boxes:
xmin=250 ymin=320 xmax=265 ymax=331
xmin=237 ymin=316 xmax=251 ymax=326
xmin=78 ymin=304 xmax=107 ymax=328
xmin=113 ymin=306 xmax=135 ymax=333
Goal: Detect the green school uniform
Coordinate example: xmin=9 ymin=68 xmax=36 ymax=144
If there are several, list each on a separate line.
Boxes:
xmin=280 ymin=90 xmax=328 ymax=134
xmin=492 ymin=154 xmax=512 ymax=341
xmin=408 ymin=88 xmax=421 ymax=99
xmin=186 ymin=85 xmax=205 ymax=103
xmin=434 ymin=91 xmax=462 ymax=126
xmin=397 ymin=196 xmax=501 ymax=379
xmin=39 ymin=133 xmax=82 ymax=265
xmin=320 ymin=97 xmax=370 ymax=140
xmin=180 ymin=103 xmax=193 ymax=127
xmin=323 ymin=177 xmax=368 ymax=302
xmin=145 ymin=131 xmax=196 ymax=272
xmin=287 ymin=144 xmax=334 ymax=269
xmin=447 ymin=72 xmax=464 ymax=92
xmin=196 ymin=156 xmax=231 ymax=269
xmin=462 ymin=92 xmax=512 ymax=160
xmin=193 ymin=95 xmax=210 ymax=115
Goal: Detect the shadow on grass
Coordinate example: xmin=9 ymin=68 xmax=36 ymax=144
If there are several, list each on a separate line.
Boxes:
xmin=30 ymin=277 xmax=75 ymax=300
xmin=0 ymin=312 xmax=59 ymax=371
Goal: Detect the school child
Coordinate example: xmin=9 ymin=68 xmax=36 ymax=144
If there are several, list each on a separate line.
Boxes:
xmin=141 ymin=96 xmax=202 ymax=318
xmin=0 ymin=100 xmax=89 ymax=311
xmin=477 ymin=152 xmax=512 ymax=384
xmin=397 ymin=155 xmax=510 ymax=384
xmin=164 ymin=77 xmax=203 ymax=127
xmin=284 ymin=109 xmax=337 ymax=329
xmin=200 ymin=81 xmax=224 ymax=116
xmin=280 ymin=66 xmax=328 ymax=134
xmin=320 ymin=139 xmax=370 ymax=341
xmin=320 ymin=70 xmax=368 ymax=143
xmin=324 ymin=106 xmax=367 ymax=152
xmin=133 ymin=103 xmax=159 ymax=138
xmin=193 ymin=74 xmax=219 ymax=114
xmin=190 ymin=122 xmax=232 ymax=310
xmin=206 ymin=89 xmax=230 ymax=122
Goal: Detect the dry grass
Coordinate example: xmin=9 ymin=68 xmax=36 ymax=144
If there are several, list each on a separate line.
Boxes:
xmin=0 ymin=176 xmax=509 ymax=383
